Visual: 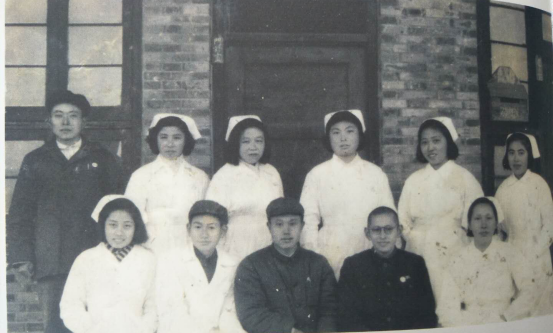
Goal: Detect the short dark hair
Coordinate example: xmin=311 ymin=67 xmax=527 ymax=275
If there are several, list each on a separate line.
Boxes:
xmin=323 ymin=111 xmax=366 ymax=152
xmin=502 ymin=133 xmax=535 ymax=171
xmin=466 ymin=197 xmax=498 ymax=237
xmin=146 ymin=116 xmax=196 ymax=156
xmin=97 ymin=198 xmax=148 ymax=245
xmin=225 ymin=118 xmax=271 ymax=165
xmin=367 ymin=206 xmax=399 ymax=227
xmin=46 ymin=90 xmax=91 ymax=117
xmin=415 ymin=119 xmax=459 ymax=163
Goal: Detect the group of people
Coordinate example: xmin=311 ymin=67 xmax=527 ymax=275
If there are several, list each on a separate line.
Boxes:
xmin=6 ymin=90 xmax=553 ymax=333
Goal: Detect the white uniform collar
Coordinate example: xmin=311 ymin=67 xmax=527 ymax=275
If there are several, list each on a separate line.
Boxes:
xmin=423 ymin=159 xmax=455 ymax=178
xmin=57 ymin=138 xmax=82 ymax=159
xmin=331 ymin=153 xmax=362 ymax=167
xmin=503 ymin=169 xmax=532 ymax=187
xmin=239 ymin=159 xmax=261 ymax=174
xmin=182 ymin=243 xmax=236 ymax=267
xmin=154 ymin=154 xmax=196 ymax=175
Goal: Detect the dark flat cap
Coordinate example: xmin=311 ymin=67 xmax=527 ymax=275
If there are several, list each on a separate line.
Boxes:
xmin=46 ymin=90 xmax=91 ymax=117
xmin=189 ymin=200 xmax=228 ymax=225
xmin=266 ymin=197 xmax=304 ymax=219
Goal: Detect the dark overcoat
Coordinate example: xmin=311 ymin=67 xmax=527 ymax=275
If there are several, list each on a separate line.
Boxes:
xmin=337 ymin=249 xmax=438 ymax=332
xmin=7 ymin=138 xmax=124 ymax=279
xmin=234 ymin=245 xmax=337 ymax=333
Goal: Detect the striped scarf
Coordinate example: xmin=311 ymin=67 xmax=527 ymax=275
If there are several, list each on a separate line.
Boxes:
xmin=106 ymin=243 xmax=134 ymax=262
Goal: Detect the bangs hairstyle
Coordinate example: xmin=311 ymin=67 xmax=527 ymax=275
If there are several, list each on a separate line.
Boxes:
xmin=502 ymin=133 xmax=535 ymax=171
xmin=466 ymin=197 xmax=498 ymax=237
xmin=225 ymin=118 xmax=271 ymax=165
xmin=323 ymin=111 xmax=366 ymax=152
xmin=97 ymin=198 xmax=148 ymax=245
xmin=367 ymin=206 xmax=399 ymax=227
xmin=146 ymin=116 xmax=196 ymax=156
xmin=415 ymin=119 xmax=459 ymax=163
xmin=46 ymin=90 xmax=91 ymax=117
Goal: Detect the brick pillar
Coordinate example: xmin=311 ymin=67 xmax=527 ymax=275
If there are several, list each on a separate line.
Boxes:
xmin=379 ymin=0 xmax=482 ymax=199
xmin=142 ymin=0 xmax=212 ymax=173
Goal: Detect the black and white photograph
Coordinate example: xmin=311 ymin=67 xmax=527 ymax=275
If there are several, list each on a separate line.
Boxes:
xmin=2 ymin=0 xmax=553 ymax=332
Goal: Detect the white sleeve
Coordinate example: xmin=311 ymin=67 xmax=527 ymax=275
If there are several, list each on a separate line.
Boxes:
xmin=125 ymin=170 xmax=148 ymax=214
xmin=436 ymin=269 xmax=464 ymax=327
xmin=503 ymin=247 xmax=536 ymax=321
xmin=538 ymin=179 xmax=553 ymax=255
xmin=398 ymin=178 xmax=415 ymax=237
xmin=299 ymin=169 xmax=320 ymax=251
xmin=461 ymin=172 xmax=484 ymax=230
xmin=377 ymin=170 xmax=396 ymax=210
xmin=59 ymin=256 xmax=94 ymax=333
xmin=219 ymin=283 xmax=247 ymax=333
xmin=141 ymin=258 xmax=158 ymax=333
xmin=206 ymin=170 xmax=232 ymax=211
xmin=199 ymin=171 xmax=211 ymax=200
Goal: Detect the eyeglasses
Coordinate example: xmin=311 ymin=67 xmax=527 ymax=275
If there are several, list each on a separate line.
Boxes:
xmin=369 ymin=226 xmax=396 ymax=235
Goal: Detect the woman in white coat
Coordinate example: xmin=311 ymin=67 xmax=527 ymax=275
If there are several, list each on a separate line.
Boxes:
xmin=300 ymin=110 xmax=395 ymax=277
xmin=125 ymin=113 xmax=210 ymax=254
xmin=437 ymin=197 xmax=535 ymax=326
xmin=398 ymin=117 xmax=483 ymax=298
xmin=495 ymin=132 xmax=553 ymax=316
xmin=206 ymin=116 xmax=283 ymax=260
xmin=60 ymin=195 xmax=157 ymax=333
xmin=156 ymin=200 xmax=245 ymax=333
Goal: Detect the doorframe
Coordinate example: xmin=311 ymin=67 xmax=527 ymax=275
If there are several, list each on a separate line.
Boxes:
xmin=211 ymin=0 xmax=380 ymax=173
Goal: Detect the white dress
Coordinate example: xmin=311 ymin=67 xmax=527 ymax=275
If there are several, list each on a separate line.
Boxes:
xmin=206 ymin=161 xmax=283 ymax=260
xmin=437 ymin=239 xmax=535 ymax=327
xmin=60 ymin=244 xmax=157 ymax=333
xmin=156 ymin=245 xmax=245 ymax=333
xmin=495 ymin=170 xmax=553 ymax=315
xmin=300 ymin=154 xmax=395 ymax=277
xmin=125 ymin=155 xmax=210 ymax=254
xmin=398 ymin=160 xmax=483 ymax=297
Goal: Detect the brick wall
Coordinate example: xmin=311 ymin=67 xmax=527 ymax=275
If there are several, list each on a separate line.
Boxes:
xmin=6 ymin=270 xmax=44 ymax=333
xmin=142 ymin=0 xmax=212 ymax=173
xmin=379 ymin=0 xmax=482 ymax=198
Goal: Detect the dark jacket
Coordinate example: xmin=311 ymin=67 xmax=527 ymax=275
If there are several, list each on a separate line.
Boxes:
xmin=6 ymin=138 xmax=124 ymax=279
xmin=234 ymin=245 xmax=337 ymax=333
xmin=337 ymin=248 xmax=437 ymax=332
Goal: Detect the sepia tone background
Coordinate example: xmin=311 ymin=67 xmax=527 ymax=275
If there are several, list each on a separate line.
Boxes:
xmin=4 ymin=0 xmax=553 ymax=332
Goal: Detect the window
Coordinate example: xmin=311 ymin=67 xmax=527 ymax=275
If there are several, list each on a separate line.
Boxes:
xmin=5 ymin=0 xmax=142 ymax=212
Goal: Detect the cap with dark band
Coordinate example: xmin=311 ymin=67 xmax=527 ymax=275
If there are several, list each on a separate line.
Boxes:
xmin=189 ymin=200 xmax=229 ymax=226
xmin=266 ymin=197 xmax=305 ymax=220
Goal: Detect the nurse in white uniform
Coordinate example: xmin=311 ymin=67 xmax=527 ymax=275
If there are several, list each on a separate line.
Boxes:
xmin=125 ymin=114 xmax=210 ymax=254
xmin=398 ymin=117 xmax=483 ymax=298
xmin=206 ymin=116 xmax=283 ymax=260
xmin=495 ymin=132 xmax=553 ymax=316
xmin=60 ymin=195 xmax=157 ymax=333
xmin=300 ymin=110 xmax=395 ymax=277
xmin=437 ymin=197 xmax=535 ymax=327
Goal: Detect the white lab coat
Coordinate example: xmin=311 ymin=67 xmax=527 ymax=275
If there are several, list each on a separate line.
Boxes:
xmin=437 ymin=239 xmax=535 ymax=327
xmin=156 ymin=245 xmax=245 ymax=333
xmin=300 ymin=154 xmax=395 ymax=277
xmin=60 ymin=244 xmax=157 ymax=333
xmin=125 ymin=155 xmax=210 ymax=254
xmin=398 ymin=160 xmax=483 ymax=298
xmin=495 ymin=170 xmax=553 ymax=315
xmin=205 ymin=161 xmax=283 ymax=260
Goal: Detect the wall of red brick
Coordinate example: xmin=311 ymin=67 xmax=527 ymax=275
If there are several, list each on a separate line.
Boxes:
xmin=379 ymin=0 xmax=482 ymax=198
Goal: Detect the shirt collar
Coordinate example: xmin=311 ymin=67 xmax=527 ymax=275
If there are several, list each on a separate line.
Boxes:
xmin=423 ymin=159 xmax=454 ymax=178
xmin=153 ymin=154 xmax=194 ymax=174
xmin=503 ymin=169 xmax=532 ymax=187
xmin=56 ymin=138 xmax=82 ymax=150
xmin=239 ymin=160 xmax=260 ymax=174
xmin=194 ymin=246 xmax=218 ymax=264
xmin=331 ymin=153 xmax=362 ymax=168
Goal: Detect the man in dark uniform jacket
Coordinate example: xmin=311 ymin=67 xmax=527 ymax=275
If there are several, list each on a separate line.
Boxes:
xmin=337 ymin=206 xmax=437 ymax=332
xmin=234 ymin=198 xmax=337 ymax=333
xmin=6 ymin=90 xmax=124 ymax=333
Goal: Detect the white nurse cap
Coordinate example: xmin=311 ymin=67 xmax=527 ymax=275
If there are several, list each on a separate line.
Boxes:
xmin=424 ymin=117 xmax=459 ymax=142
xmin=506 ymin=132 xmax=540 ymax=158
xmin=91 ymin=194 xmax=148 ymax=224
xmin=225 ymin=115 xmax=262 ymax=141
xmin=324 ymin=109 xmax=366 ymax=133
xmin=149 ymin=113 xmax=201 ymax=140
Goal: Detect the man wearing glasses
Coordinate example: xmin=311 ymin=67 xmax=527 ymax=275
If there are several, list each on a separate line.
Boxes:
xmin=336 ymin=206 xmax=437 ymax=332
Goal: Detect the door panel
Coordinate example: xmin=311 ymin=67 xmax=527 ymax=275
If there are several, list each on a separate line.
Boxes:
xmin=221 ymin=45 xmax=366 ymax=198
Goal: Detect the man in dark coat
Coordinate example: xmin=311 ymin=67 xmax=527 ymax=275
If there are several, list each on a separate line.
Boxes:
xmin=6 ymin=90 xmax=124 ymax=333
xmin=337 ymin=206 xmax=437 ymax=332
xmin=234 ymin=197 xmax=337 ymax=333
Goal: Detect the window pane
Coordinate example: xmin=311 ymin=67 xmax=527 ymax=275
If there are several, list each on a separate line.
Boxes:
xmin=5 ymin=0 xmax=47 ymax=24
xmin=68 ymin=67 xmax=122 ymax=106
xmin=69 ymin=0 xmax=122 ymax=24
xmin=491 ymin=44 xmax=528 ymax=81
xmin=6 ymin=68 xmax=46 ymax=106
xmin=5 ymin=141 xmax=45 ymax=177
xmin=490 ymin=1 xmax=525 ymax=10
xmin=490 ymin=7 xmax=526 ymax=45
xmin=69 ymin=27 xmax=123 ymax=65
xmin=6 ymin=27 xmax=47 ymax=65
xmin=543 ymin=14 xmax=552 ymax=42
